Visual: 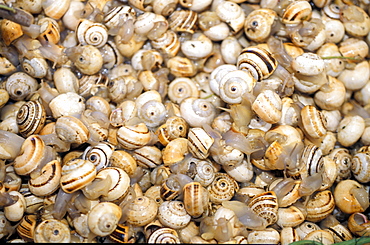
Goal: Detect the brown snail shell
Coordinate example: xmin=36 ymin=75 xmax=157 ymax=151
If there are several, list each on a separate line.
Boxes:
xmin=16 ymin=100 xmax=46 ymax=138
xmin=60 ymin=159 xmax=96 ymax=193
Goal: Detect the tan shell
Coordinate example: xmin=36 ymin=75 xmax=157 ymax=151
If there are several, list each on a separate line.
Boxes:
xmin=17 ymin=214 xmax=37 ymax=242
xmin=87 ymin=202 xmax=122 ymax=237
xmin=1 ymin=20 xmax=23 ymax=46
xmin=110 ymin=149 xmax=138 ymax=175
xmin=116 ymin=123 xmax=152 ymax=150
xmin=28 ymin=160 xmax=61 ymax=196
xmin=244 ymin=8 xmax=277 ymax=43
xmin=334 ymin=179 xmax=369 ymax=214
xmin=348 ymin=212 xmax=370 ymax=237
xmin=281 ymin=0 xmax=312 ymax=24
xmin=55 ymin=116 xmax=89 ymax=145
xmin=207 ymin=173 xmax=239 ymax=204
xmin=183 ymin=181 xmax=209 ymax=218
xmin=148 ymin=227 xmax=181 ymax=243
xmin=60 ymin=159 xmax=96 ymax=193
xmin=125 ymin=196 xmax=158 ymax=227
xmin=157 ymin=200 xmax=191 ymax=229
xmin=162 ymin=138 xmax=189 ymax=166
xmin=248 ymin=191 xmax=279 ymax=227
xmin=156 ymin=116 xmax=189 ymax=146
xmin=132 ymin=146 xmax=162 ymax=169
xmin=33 ymin=219 xmax=71 ymax=243
xmin=306 ymin=190 xmax=335 ymax=222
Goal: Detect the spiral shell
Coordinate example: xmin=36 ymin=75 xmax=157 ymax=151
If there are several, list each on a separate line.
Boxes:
xmin=187 ymin=127 xmax=214 ymax=160
xmin=148 ymin=227 xmax=181 ymax=243
xmin=76 ymin=19 xmax=108 ymax=48
xmin=168 ymin=77 xmax=200 ymax=104
xmin=66 ymin=45 xmax=103 ymax=75
xmin=60 ymin=159 xmax=96 ymax=193
xmin=55 ymin=116 xmax=89 ymax=145
xmin=237 ymin=46 xmax=278 ymax=81
xmin=126 ymin=196 xmax=158 ymax=227
xmin=244 ymin=8 xmax=277 ymax=43
xmin=180 ymin=97 xmax=217 ymax=128
xmin=156 ymin=116 xmax=189 ymax=146
xmin=300 ymin=105 xmax=327 ymax=139
xmin=207 ymin=173 xmax=239 ymax=204
xmin=110 ymin=149 xmax=138 ymax=175
xmin=16 ymin=100 xmax=46 ymax=138
xmin=38 ymin=17 xmax=60 ymax=45
xmin=306 ymin=190 xmax=335 ymax=222
xmin=28 ymin=160 xmax=61 ymax=196
xmin=22 ymin=57 xmax=49 ymax=79
xmin=116 ymin=123 xmax=152 ymax=150
xmin=334 ymin=179 xmax=369 ymax=214
xmin=34 ymin=219 xmax=71 ymax=243
xmin=168 ymin=10 xmax=198 ymax=34
xmin=132 ymin=146 xmax=162 ymax=169
xmin=17 ymin=214 xmax=37 ymax=242
xmin=215 ymin=0 xmax=245 ymax=34
xmin=5 ymin=72 xmax=38 ymax=101
xmin=281 ymin=0 xmax=312 ymax=24
xmin=82 ymin=142 xmax=115 ymax=171
xmin=151 ymin=30 xmax=180 ymax=58
xmin=87 ymin=202 xmax=122 ymax=237
xmin=158 ymin=200 xmax=191 ymax=229
xmin=248 ymin=191 xmax=279 ymax=226
xmin=138 ymin=100 xmax=167 ymax=128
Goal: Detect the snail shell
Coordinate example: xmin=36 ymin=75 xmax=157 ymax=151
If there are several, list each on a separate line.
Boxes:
xmin=55 ymin=116 xmax=89 ymax=145
xmin=28 ymin=160 xmax=61 ymax=197
xmin=104 ymin=5 xmax=136 ymax=31
xmin=151 ymin=30 xmax=180 ymax=58
xmin=66 ymin=45 xmax=103 ymax=75
xmin=4 ymin=191 xmax=26 ymax=222
xmin=38 ymin=17 xmax=60 ymax=45
xmin=276 ymin=205 xmax=306 ymax=228
xmin=167 ymin=56 xmax=197 ymax=77
xmin=306 ymin=190 xmax=335 ymax=222
xmin=53 ymin=67 xmax=79 ymax=94
xmin=108 ymin=224 xmax=135 ymax=243
xmin=17 ymin=214 xmax=37 ymax=242
xmin=183 ymin=181 xmax=209 ymax=218
xmin=16 ymin=100 xmax=46 ymax=138
xmin=116 ymin=123 xmax=152 ymax=150
xmin=328 ymin=148 xmax=352 ymax=183
xmin=168 ymin=10 xmax=198 ymax=34
xmin=180 ymin=97 xmax=217 ymax=128
xmin=337 ymin=115 xmax=365 ymax=147
xmin=248 ymin=191 xmax=279 ymax=226
xmin=22 ymin=57 xmax=49 ymax=79
xmin=49 ymin=92 xmax=86 ymax=119
xmin=110 ymin=149 xmax=137 ymax=175
xmin=158 ymin=200 xmax=191 ymax=229
xmin=340 ymin=5 xmax=370 ymax=37
xmin=281 ymin=0 xmax=312 ymax=24
xmin=5 ymin=72 xmax=38 ymax=101
xmin=223 ymin=159 xmax=253 ymax=183
xmin=125 ymin=196 xmax=158 ymax=227
xmin=138 ymin=100 xmax=167 ymax=128
xmin=132 ymin=146 xmax=162 ymax=169
xmin=247 ymin=228 xmax=280 ymax=244
xmin=87 ymin=202 xmax=122 ymax=237
xmin=300 ymin=105 xmax=327 ymax=139
xmin=60 ymin=159 xmax=96 ymax=193
xmin=218 ymin=70 xmax=256 ymax=104
xmin=215 ymin=0 xmax=245 ymax=34
xmin=351 ymin=152 xmax=370 ymax=183
xmin=155 ymin=116 xmax=189 ymax=146
xmin=99 ymin=167 xmax=130 ymax=203
xmin=280 ymin=227 xmax=300 ymax=245
xmin=187 ymin=127 xmax=214 ymax=160
xmin=334 ymin=179 xmax=369 ymax=214
xmin=237 ymin=46 xmax=278 ymax=81
xmin=147 ymin=227 xmax=181 ymax=243
xmin=244 ymin=8 xmax=277 ymax=43
xmin=0 ymin=20 xmax=23 ymax=46
xmin=168 ymin=77 xmax=200 ymax=104
xmin=162 ymin=138 xmax=189 ymax=166
xmin=82 ymin=142 xmax=115 ymax=171
xmin=42 ymin=0 xmax=71 ymax=20
xmin=252 ymin=89 xmax=282 ymax=124
xmin=348 ymin=212 xmax=370 ymax=237
xmin=76 ymin=19 xmax=108 ymax=48
xmin=181 ymin=33 xmax=213 ymax=60
xmin=33 ymin=219 xmax=71 ymax=243
xmin=207 ymin=173 xmax=239 ymax=205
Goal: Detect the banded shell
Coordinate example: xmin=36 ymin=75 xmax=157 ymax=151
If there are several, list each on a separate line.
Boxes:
xmin=116 ymin=123 xmax=152 ymax=150
xmin=16 ymin=100 xmax=46 ymax=138
xmin=132 ymin=146 xmax=162 ymax=169
xmin=187 ymin=127 xmax=214 ymax=159
xmin=237 ymin=46 xmax=278 ymax=81
xmin=82 ymin=142 xmax=114 ymax=171
xmin=248 ymin=191 xmax=279 ymax=226
xmin=183 ymin=181 xmax=209 ymax=218
xmin=60 ymin=159 xmax=96 ymax=193
xmin=156 ymin=116 xmax=189 ymax=146
xmin=207 ymin=173 xmax=239 ymax=204
xmin=168 ymin=10 xmax=198 ymax=34
xmin=108 ymin=224 xmax=135 ymax=243
xmin=306 ymin=190 xmax=335 ymax=222
xmin=28 ymin=160 xmax=61 ymax=197
xmin=300 ymin=105 xmax=327 ymax=139
xmin=33 ymin=219 xmax=71 ymax=243
xmin=38 ymin=17 xmax=60 ymax=45
xmin=252 ymin=89 xmax=282 ymax=124
xmin=147 ymin=227 xmax=181 ymax=243
xmin=151 ymin=30 xmax=180 ymax=58
xmin=17 ymin=214 xmax=37 ymax=242
xmin=334 ymin=179 xmax=369 ymax=214
xmin=281 ymin=0 xmax=312 ymax=24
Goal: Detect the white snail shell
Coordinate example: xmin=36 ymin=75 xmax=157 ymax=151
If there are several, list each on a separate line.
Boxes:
xmin=87 ymin=202 xmax=122 ymax=237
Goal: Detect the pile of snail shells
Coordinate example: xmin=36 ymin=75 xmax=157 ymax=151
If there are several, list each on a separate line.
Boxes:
xmin=1 ymin=0 xmax=370 ymax=243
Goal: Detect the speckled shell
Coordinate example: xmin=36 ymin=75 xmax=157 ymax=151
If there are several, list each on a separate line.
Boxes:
xmin=248 ymin=191 xmax=279 ymax=227
xmin=183 ymin=181 xmax=209 ymax=218
xmin=207 ymin=173 xmax=239 ymax=204
xmin=157 ymin=200 xmax=191 ymax=229
xmin=125 ymin=196 xmax=158 ymax=227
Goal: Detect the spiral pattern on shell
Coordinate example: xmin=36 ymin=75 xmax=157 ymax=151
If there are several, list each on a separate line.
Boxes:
xmin=16 ymin=100 xmax=46 ymax=138
xmin=76 ymin=19 xmax=109 ymax=48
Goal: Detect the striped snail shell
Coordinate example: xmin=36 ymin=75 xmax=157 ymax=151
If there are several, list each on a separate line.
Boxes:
xmin=33 ymin=219 xmax=71 ymax=243
xmin=55 ymin=116 xmax=89 ymax=145
xmin=28 ymin=160 xmax=61 ymax=197
xmin=116 ymin=123 xmax=152 ymax=150
xmin=237 ymin=46 xmax=278 ymax=81
xmin=38 ymin=17 xmax=60 ymax=45
xmin=183 ymin=181 xmax=209 ymax=218
xmin=248 ymin=191 xmax=279 ymax=226
xmin=147 ymin=227 xmax=181 ymax=243
xmin=132 ymin=146 xmax=162 ymax=169
xmin=151 ymin=30 xmax=180 ymax=58
xmin=76 ymin=19 xmax=108 ymax=48
xmin=82 ymin=142 xmax=115 ymax=171
xmin=300 ymin=105 xmax=327 ymax=139
xmin=108 ymin=224 xmax=135 ymax=243
xmin=17 ymin=214 xmax=37 ymax=242
xmin=42 ymin=0 xmax=71 ymax=20
xmin=306 ymin=190 xmax=335 ymax=222
xmin=155 ymin=116 xmax=189 ymax=146
xmin=60 ymin=159 xmax=97 ymax=193
xmin=87 ymin=202 xmax=122 ymax=237
xmin=104 ymin=5 xmax=136 ymax=31
xmin=187 ymin=127 xmax=214 ymax=160
xmin=168 ymin=10 xmax=198 ymax=34
xmin=16 ymin=100 xmax=46 ymax=138
xmin=281 ymin=0 xmax=312 ymax=25
xmin=207 ymin=173 xmax=239 ymax=204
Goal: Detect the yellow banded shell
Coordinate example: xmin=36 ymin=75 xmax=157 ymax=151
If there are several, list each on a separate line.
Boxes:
xmin=60 ymin=159 xmax=96 ymax=193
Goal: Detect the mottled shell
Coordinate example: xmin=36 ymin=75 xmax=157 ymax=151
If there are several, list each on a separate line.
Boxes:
xmin=87 ymin=202 xmax=122 ymax=237
xmin=28 ymin=160 xmax=61 ymax=196
xmin=116 ymin=123 xmax=152 ymax=150
xmin=334 ymin=179 xmax=369 ymax=214
xmin=158 ymin=201 xmax=191 ymax=229
xmin=244 ymin=8 xmax=277 ymax=43
xmin=187 ymin=127 xmax=214 ymax=159
xmin=207 ymin=173 xmax=239 ymax=204
xmin=237 ymin=46 xmax=278 ymax=81
xmin=183 ymin=181 xmax=209 ymax=218
xmin=33 ymin=219 xmax=70 ymax=243
xmin=306 ymin=190 xmax=335 ymax=222
xmin=60 ymin=159 xmax=96 ymax=193
xmin=126 ymin=196 xmax=158 ymax=227
xmin=110 ymin=150 xmax=137 ymax=175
